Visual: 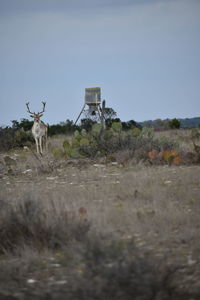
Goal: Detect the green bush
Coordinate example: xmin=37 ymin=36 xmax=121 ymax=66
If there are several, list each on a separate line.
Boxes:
xmin=191 ymin=128 xmax=200 ymax=140
xmin=63 ymin=140 xmax=71 ymax=150
xmin=154 ymin=135 xmax=178 ymax=151
xmin=112 ymin=121 xmax=122 ymax=133
xmin=52 ymin=123 xmax=179 ymax=164
xmin=52 ymin=148 xmax=65 ymax=159
xmin=14 ymin=129 xmax=34 ymax=147
xmin=91 ymin=123 xmax=102 ymax=135
xmin=68 ymin=148 xmax=81 ymax=158
xmin=141 ymin=127 xmax=154 ymax=138
xmin=0 ymin=127 xmax=15 ymax=151
xmin=130 ymin=128 xmax=141 ymax=137
xmin=52 ymin=135 xmax=83 ymax=159
xmin=169 ymin=118 xmax=180 ymax=129
xmin=0 ymin=127 xmax=34 ymax=152
xmin=80 ymin=137 xmax=90 ymax=146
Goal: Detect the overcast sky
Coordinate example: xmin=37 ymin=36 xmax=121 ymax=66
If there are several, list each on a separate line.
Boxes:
xmin=0 ymin=0 xmax=200 ymax=126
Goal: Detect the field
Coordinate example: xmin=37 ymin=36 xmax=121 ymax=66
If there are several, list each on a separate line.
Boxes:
xmin=0 ymin=130 xmax=200 ymax=299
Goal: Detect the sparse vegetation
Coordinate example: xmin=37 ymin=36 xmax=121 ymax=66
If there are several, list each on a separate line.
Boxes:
xmin=50 ymin=124 xmax=200 ymax=166
xmin=0 ymin=159 xmax=200 ymax=299
xmin=0 ymin=125 xmax=200 ymax=299
xmin=0 ymin=197 xmax=90 ymax=254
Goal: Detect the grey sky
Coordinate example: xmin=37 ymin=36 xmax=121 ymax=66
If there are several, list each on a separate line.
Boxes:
xmin=0 ymin=0 xmax=200 ymax=126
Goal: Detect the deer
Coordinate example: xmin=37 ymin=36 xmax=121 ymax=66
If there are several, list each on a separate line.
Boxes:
xmin=26 ymin=101 xmax=48 ymax=155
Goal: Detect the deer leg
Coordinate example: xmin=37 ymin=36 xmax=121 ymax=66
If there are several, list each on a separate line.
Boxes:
xmin=45 ymin=132 xmax=48 ymax=152
xmin=39 ymin=137 xmax=43 ymax=155
xmin=35 ymin=138 xmax=39 ymax=154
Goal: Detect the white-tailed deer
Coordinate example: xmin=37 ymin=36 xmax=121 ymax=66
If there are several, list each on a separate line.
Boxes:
xmin=26 ymin=101 xmax=48 ymax=155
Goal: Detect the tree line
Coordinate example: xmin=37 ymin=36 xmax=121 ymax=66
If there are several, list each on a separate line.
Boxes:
xmin=0 ymin=106 xmax=183 ymax=152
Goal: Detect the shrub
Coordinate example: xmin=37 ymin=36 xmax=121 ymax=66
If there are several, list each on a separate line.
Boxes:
xmin=0 ymin=197 xmax=90 ymax=254
xmin=52 ymin=136 xmax=83 ymax=159
xmin=91 ymin=123 xmax=102 ymax=135
xmin=80 ymin=118 xmax=96 ymax=131
xmin=63 ymin=139 xmax=71 ymax=151
xmin=80 ymin=137 xmax=90 ymax=146
xmin=14 ymin=129 xmax=34 ymax=147
xmin=191 ymin=128 xmax=200 ymax=140
xmin=173 ymin=156 xmax=182 ymax=165
xmin=147 ymin=149 xmax=182 ymax=165
xmin=0 ymin=127 xmax=34 ymax=152
xmin=154 ymin=135 xmax=178 ymax=151
xmin=52 ymin=148 xmax=65 ymax=159
xmin=148 ymin=150 xmax=158 ymax=160
xmin=0 ymin=127 xmax=15 ymax=151
xmin=68 ymin=148 xmax=81 ymax=158
xmin=12 ymin=118 xmax=33 ymax=131
xmin=122 ymin=119 xmax=141 ymax=130
xmin=141 ymin=127 xmax=155 ymax=138
xmin=130 ymin=127 xmax=141 ymax=137
xmin=169 ymin=118 xmax=180 ymax=129
xmin=48 ymin=120 xmax=77 ymax=136
xmin=161 ymin=150 xmax=180 ymax=165
xmin=183 ymin=151 xmax=197 ymax=164
xmin=111 ymin=121 xmax=122 ymax=133
xmin=52 ymin=124 xmax=182 ymax=166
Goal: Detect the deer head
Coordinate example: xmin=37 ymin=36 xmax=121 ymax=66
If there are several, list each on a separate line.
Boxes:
xmin=26 ymin=102 xmax=46 ymax=122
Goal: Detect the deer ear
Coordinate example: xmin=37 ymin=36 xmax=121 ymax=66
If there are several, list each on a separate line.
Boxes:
xmin=39 ymin=113 xmax=43 ymax=117
xmin=30 ymin=115 xmax=34 ymax=118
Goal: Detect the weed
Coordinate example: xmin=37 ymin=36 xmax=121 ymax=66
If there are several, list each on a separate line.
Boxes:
xmin=0 ymin=197 xmax=90 ymax=254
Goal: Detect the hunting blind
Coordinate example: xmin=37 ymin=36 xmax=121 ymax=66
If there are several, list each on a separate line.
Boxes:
xmin=75 ymin=87 xmax=106 ymax=125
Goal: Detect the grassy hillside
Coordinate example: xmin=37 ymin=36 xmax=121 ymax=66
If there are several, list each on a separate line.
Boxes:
xmin=141 ymin=117 xmax=200 ymax=129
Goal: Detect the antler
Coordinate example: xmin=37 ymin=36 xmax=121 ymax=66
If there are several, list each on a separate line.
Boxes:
xmin=38 ymin=101 xmax=46 ymax=114
xmin=26 ymin=102 xmax=34 ymax=114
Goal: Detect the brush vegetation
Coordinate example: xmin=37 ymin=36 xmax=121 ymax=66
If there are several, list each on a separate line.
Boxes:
xmin=0 ymin=126 xmax=200 ymax=299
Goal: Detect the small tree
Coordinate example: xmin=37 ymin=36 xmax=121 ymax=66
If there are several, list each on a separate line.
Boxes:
xmin=12 ymin=119 xmax=33 ymax=131
xmin=122 ymin=119 xmax=141 ymax=130
xmin=80 ymin=118 xmax=96 ymax=132
xmin=104 ymin=107 xmax=117 ymax=119
xmin=169 ymin=118 xmax=180 ymax=129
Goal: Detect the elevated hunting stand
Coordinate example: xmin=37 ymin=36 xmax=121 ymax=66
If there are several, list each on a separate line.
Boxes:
xmin=75 ymin=87 xmax=106 ymax=128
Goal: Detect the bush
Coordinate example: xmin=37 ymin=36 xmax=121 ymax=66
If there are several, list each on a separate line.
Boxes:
xmin=0 ymin=127 xmax=15 ymax=151
xmin=52 ymin=147 xmax=65 ymax=159
xmin=191 ymin=128 xmax=200 ymax=140
xmin=111 ymin=121 xmax=122 ymax=133
xmin=67 ymin=238 xmax=158 ymax=300
xmin=169 ymin=118 xmax=180 ymax=129
xmin=48 ymin=120 xmax=77 ymax=136
xmin=0 ymin=222 xmax=194 ymax=299
xmin=80 ymin=118 xmax=96 ymax=132
xmin=77 ymin=125 xmax=179 ymax=162
xmin=141 ymin=127 xmax=154 ymax=138
xmin=153 ymin=135 xmax=178 ymax=151
xmin=0 ymin=127 xmax=34 ymax=152
xmin=63 ymin=139 xmax=71 ymax=150
xmin=52 ymin=137 xmax=82 ymax=159
xmin=0 ymin=197 xmax=90 ymax=254
xmin=51 ymin=124 xmax=181 ymax=165
xmin=12 ymin=119 xmax=33 ymax=131
xmin=14 ymin=129 xmax=34 ymax=147
xmin=130 ymin=127 xmax=141 ymax=137
xmin=91 ymin=123 xmax=102 ymax=135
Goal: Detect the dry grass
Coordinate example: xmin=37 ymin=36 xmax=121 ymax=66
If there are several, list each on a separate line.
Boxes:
xmin=154 ymin=129 xmax=194 ymax=152
xmin=47 ymin=134 xmax=73 ymax=150
xmin=0 ymin=130 xmax=200 ymax=299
